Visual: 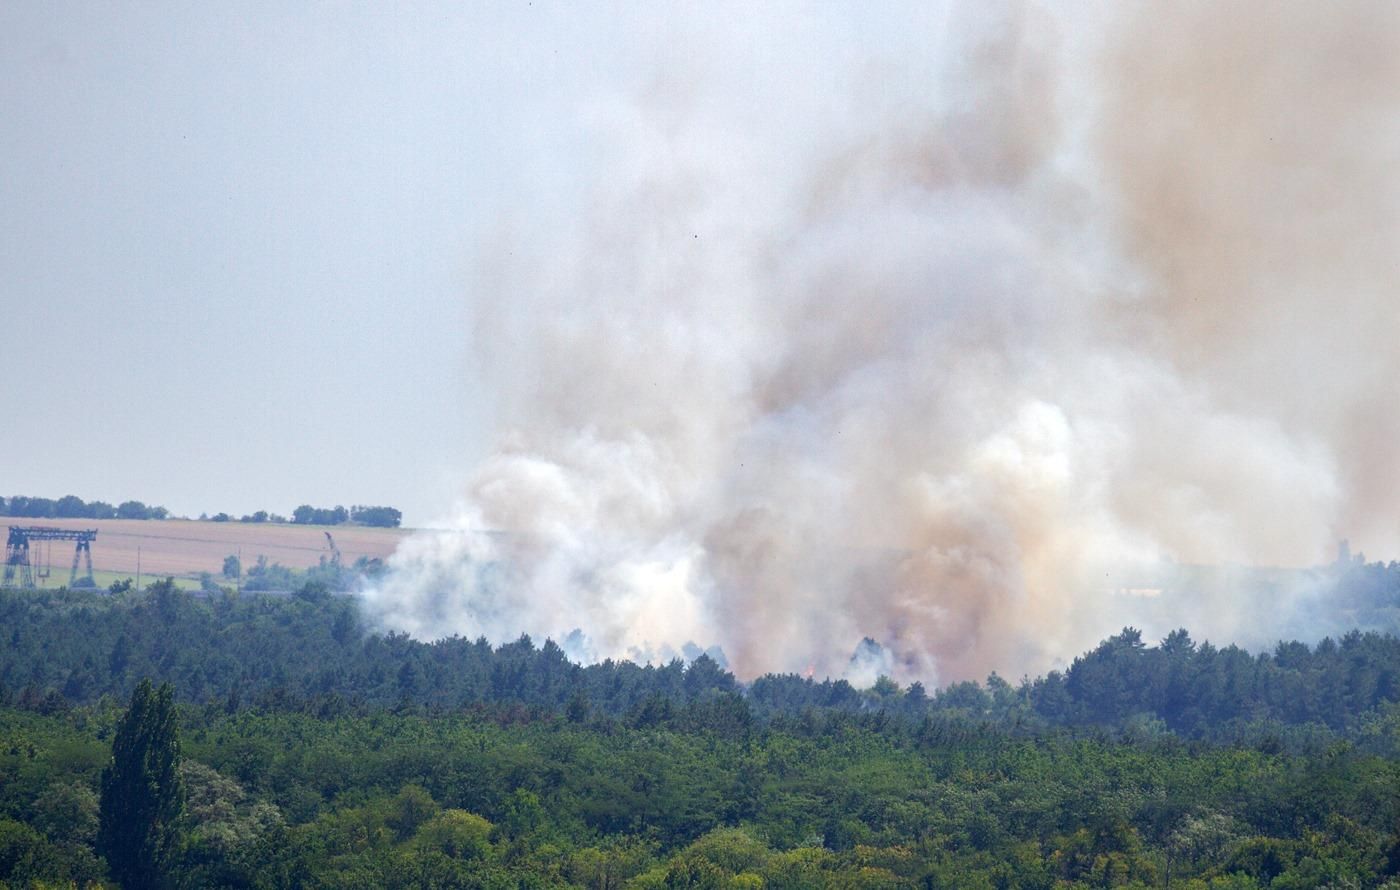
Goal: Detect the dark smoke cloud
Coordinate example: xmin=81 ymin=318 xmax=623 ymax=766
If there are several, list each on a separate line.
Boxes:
xmin=361 ymin=2 xmax=1400 ymax=684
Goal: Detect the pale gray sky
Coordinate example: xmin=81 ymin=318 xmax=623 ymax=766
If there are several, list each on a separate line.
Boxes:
xmin=0 ymin=2 xmax=645 ymax=524
xmin=0 ymin=1 xmax=971 ymax=526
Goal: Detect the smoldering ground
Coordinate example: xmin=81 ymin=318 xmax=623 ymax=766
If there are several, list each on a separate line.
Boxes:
xmin=359 ymin=2 xmax=1400 ymax=685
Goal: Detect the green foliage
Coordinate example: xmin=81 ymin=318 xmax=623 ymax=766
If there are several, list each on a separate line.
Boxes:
xmin=117 ymin=499 xmax=168 ymax=520
xmin=8 ymin=586 xmax=1400 ymax=750
xmin=243 ymin=555 xmax=298 ymax=591
xmin=293 ymin=504 xmax=350 ymax=525
xmin=0 ymin=817 xmax=59 ymax=885
xmin=1 ymin=493 xmax=158 ymax=520
xmin=350 ymin=505 xmax=402 ymax=528
xmin=0 ymin=691 xmax=1398 ymax=887
xmin=99 ymin=678 xmax=185 ymax=889
xmin=414 ymin=809 xmax=494 ymax=860
xmin=287 ymin=503 xmax=402 ymax=527
xmin=2 ymin=587 xmax=1400 ymax=886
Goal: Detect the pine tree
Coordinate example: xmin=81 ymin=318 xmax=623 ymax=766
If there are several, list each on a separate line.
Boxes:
xmin=98 ymin=679 xmax=184 ymax=889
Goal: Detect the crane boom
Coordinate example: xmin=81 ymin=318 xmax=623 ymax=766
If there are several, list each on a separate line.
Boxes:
xmin=324 ymin=531 xmax=342 ymax=568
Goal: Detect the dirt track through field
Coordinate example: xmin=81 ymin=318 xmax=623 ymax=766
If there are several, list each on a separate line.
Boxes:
xmin=3 ymin=518 xmax=409 ymax=579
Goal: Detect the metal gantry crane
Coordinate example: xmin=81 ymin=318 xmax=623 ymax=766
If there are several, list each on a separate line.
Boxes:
xmin=3 ymin=526 xmax=98 ymax=588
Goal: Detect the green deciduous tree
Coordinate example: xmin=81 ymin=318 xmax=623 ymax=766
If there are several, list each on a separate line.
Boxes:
xmin=116 ymin=500 xmax=150 ymax=520
xmin=98 ymin=679 xmax=185 ymax=889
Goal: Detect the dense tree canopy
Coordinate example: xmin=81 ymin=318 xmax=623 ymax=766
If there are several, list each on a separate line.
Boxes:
xmin=2 ymin=679 xmax=1399 ymax=887
xmin=350 ymin=505 xmax=402 ymax=528
xmin=0 ymin=494 xmax=162 ymax=521
xmin=3 ymin=582 xmax=1400 ymax=741
xmin=0 ymin=574 xmax=1398 ymax=886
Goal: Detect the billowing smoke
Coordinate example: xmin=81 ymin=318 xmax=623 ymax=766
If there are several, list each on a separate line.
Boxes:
xmin=360 ymin=2 xmax=1400 ymax=684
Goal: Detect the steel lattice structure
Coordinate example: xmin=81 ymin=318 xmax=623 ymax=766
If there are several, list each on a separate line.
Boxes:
xmin=3 ymin=526 xmax=98 ymax=589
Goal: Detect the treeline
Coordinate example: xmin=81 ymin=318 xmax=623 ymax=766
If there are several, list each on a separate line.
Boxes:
xmin=230 ymin=553 xmax=384 ymax=594
xmin=205 ymin=504 xmax=401 ymax=527
xmin=0 ymin=584 xmax=736 ymax=720
xmin=1028 ymin=626 xmax=1400 ymax=737
xmin=205 ymin=510 xmax=289 ymax=524
xmin=0 ymin=494 xmax=169 ymax=521
xmin=4 ymin=584 xmax=1400 ymax=748
xmin=3 ymin=655 xmax=1400 ymax=886
xmin=291 ymin=504 xmax=402 ymax=528
xmin=0 ymin=494 xmax=402 ymax=528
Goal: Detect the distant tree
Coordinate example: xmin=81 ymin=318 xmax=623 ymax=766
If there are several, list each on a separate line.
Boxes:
xmin=331 ymin=603 xmax=357 ymax=644
xmin=906 ymin=681 xmax=929 ymax=709
xmin=386 ymin=784 xmax=439 ymax=842
xmin=351 ymin=505 xmax=403 ymax=528
xmin=295 ymin=580 xmax=331 ymax=603
xmin=685 ymin=654 xmax=736 ymax=697
xmin=99 ymin=679 xmax=184 ymax=889
xmin=243 ymin=556 xmax=296 ymax=592
xmin=353 ymin=555 xmax=386 ymax=579
xmin=108 ymin=634 xmax=131 ymax=677
xmin=211 ymin=513 xmax=231 ymax=522
xmin=116 ymin=500 xmax=150 ymax=520
xmin=938 ymin=680 xmax=991 ymax=713
xmin=222 ymin=555 xmax=240 ymax=580
xmin=0 ymin=495 xmax=136 ymax=519
xmin=566 ymin=690 xmax=591 ymax=723
xmin=149 ymin=506 xmax=169 ymax=520
xmin=1161 ymin=628 xmax=1196 ymax=657
xmin=415 ymin=810 xmax=494 ymax=861
xmin=292 ymin=504 xmax=352 ymax=525
xmin=54 ymin=495 xmax=88 ymax=518
xmin=871 ymin=675 xmax=902 ymax=699
xmin=13 ymin=496 xmax=56 ymax=518
xmin=239 ymin=510 xmax=269 ymax=524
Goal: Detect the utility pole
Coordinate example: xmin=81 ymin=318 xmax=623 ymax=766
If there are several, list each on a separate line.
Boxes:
xmin=136 ymin=546 xmax=141 ymax=592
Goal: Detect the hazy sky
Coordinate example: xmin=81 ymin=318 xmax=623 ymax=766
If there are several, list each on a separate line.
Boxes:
xmin=1 ymin=2 xmax=967 ymax=526
xmin=0 ymin=2 xmax=643 ymax=524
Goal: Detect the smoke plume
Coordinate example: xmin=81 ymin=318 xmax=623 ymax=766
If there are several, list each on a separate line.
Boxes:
xmin=360 ymin=2 xmax=1400 ymax=684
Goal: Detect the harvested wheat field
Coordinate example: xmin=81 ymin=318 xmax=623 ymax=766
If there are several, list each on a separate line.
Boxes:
xmin=3 ymin=518 xmax=410 ymax=580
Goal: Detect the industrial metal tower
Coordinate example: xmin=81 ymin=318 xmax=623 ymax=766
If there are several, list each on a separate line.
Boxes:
xmin=3 ymin=526 xmax=99 ymax=588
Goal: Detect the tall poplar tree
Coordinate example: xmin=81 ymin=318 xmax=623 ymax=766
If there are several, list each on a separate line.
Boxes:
xmin=98 ymin=679 xmax=184 ymax=889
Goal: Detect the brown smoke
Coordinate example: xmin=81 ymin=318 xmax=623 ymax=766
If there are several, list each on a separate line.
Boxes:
xmin=361 ymin=3 xmax=1400 ymax=684
xmin=1102 ymin=1 xmax=1400 ymax=556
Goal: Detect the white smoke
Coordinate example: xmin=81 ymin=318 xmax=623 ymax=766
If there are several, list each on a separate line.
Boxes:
xmin=360 ymin=1 xmax=1400 ymax=684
